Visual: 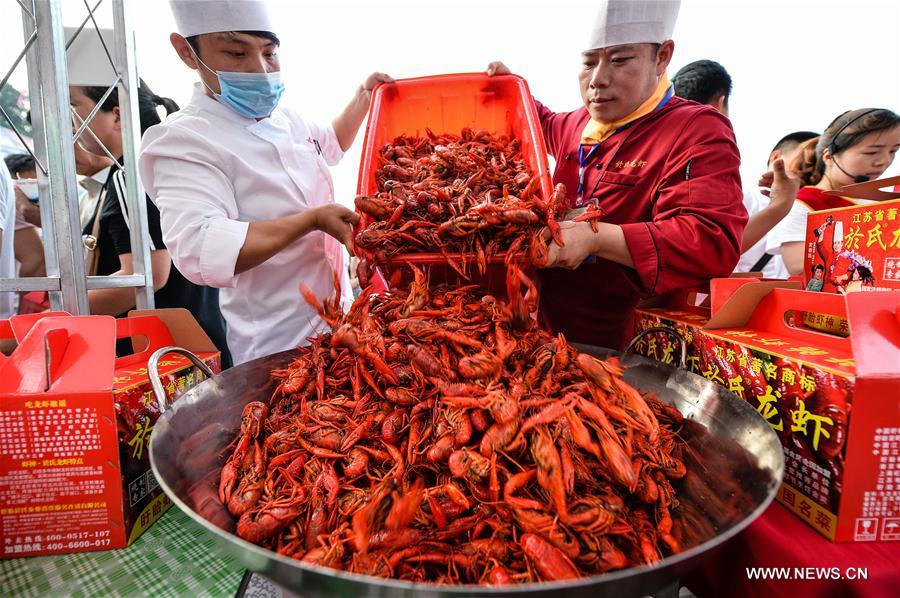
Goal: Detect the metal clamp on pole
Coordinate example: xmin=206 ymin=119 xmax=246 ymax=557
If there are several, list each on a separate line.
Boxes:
xmin=147 ymin=346 xmax=214 ymax=413
xmin=624 ymin=326 xmax=688 ymax=370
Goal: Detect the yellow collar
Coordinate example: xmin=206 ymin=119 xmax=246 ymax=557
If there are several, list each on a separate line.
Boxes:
xmin=581 ymin=74 xmax=671 ymax=145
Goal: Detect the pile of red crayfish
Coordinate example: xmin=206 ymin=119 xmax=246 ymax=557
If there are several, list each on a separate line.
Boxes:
xmin=219 ymin=267 xmax=689 ymax=584
xmin=353 ymin=129 xmax=592 ymax=279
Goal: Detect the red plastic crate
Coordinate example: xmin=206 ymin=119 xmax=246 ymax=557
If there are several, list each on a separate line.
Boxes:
xmin=356 ymin=73 xmax=553 ymax=295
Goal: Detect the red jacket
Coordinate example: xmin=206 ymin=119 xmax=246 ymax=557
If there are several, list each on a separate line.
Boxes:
xmin=535 ymin=96 xmax=746 ymax=349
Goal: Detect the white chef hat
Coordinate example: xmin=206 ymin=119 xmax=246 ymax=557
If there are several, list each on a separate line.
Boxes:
xmin=833 ymin=221 xmax=844 ymax=243
xmin=65 ymin=27 xmax=120 ymax=87
xmin=586 ymin=0 xmax=681 ymax=50
xmin=169 ymin=0 xmax=275 ymax=37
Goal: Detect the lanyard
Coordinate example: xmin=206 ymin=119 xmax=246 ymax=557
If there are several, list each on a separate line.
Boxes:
xmin=576 ymin=144 xmax=600 ymax=196
xmin=576 ymin=85 xmax=675 ymax=198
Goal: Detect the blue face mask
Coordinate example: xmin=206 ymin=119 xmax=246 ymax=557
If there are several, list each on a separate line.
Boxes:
xmin=193 ymin=50 xmax=285 ymax=119
xmin=216 ymin=70 xmax=285 ymax=119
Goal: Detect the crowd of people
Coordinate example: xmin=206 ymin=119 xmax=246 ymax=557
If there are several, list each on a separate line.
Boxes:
xmin=1 ymin=0 xmax=898 ymax=368
xmin=670 ymin=59 xmax=900 ymax=283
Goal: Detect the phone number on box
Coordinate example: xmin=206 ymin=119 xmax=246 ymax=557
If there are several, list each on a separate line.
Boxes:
xmin=44 ymin=538 xmax=112 ymax=550
xmin=43 ymin=530 xmax=111 ymax=541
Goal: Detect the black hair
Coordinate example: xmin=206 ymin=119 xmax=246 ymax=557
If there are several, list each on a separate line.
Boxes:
xmin=185 ymin=30 xmax=281 ymax=58
xmin=812 ymin=264 xmax=825 ymax=272
xmin=4 ymin=153 xmax=36 ymax=177
xmin=672 ymin=59 xmax=732 ymax=106
xmin=79 ymin=80 xmax=178 ymax=135
xmin=853 ymin=264 xmax=874 ymax=283
xmin=770 ymin=131 xmax=819 ymax=156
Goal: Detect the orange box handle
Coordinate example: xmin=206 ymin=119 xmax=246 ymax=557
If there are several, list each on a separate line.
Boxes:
xmin=747 ymin=289 xmax=850 ymax=352
xmin=114 ymin=316 xmax=176 ymax=369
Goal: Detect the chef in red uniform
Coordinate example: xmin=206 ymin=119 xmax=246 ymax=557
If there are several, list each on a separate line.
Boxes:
xmin=819 ymin=222 xmax=855 ymax=292
xmin=489 ymin=0 xmax=747 ymax=349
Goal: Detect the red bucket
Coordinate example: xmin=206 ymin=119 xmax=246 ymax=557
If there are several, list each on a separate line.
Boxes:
xmin=356 ymin=73 xmax=553 ymax=294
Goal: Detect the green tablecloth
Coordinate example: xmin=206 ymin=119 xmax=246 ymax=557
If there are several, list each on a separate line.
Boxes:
xmin=0 ymin=507 xmax=245 ymax=597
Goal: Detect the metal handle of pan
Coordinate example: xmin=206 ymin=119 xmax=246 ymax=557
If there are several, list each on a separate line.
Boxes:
xmin=147 ymin=346 xmax=215 ymax=413
xmin=624 ymin=326 xmax=688 ymax=370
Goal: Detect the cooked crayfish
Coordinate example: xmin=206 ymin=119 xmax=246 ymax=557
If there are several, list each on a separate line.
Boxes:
xmin=221 ymin=265 xmax=693 ymax=584
xmin=353 ymin=129 xmax=571 ymax=278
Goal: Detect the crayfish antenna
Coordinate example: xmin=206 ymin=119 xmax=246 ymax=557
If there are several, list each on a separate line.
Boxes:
xmin=300 ymin=268 xmax=349 ymax=328
xmin=300 ymin=283 xmax=327 ymax=319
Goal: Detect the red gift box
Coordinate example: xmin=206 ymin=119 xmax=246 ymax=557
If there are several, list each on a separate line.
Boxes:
xmin=0 ymin=309 xmax=220 ymax=557
xmin=634 ymin=282 xmax=900 ymax=542
xmin=803 ymin=175 xmax=900 ymax=294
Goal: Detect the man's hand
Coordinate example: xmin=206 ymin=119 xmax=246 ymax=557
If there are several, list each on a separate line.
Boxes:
xmin=360 ymin=72 xmax=395 ymax=102
xmin=313 ymin=204 xmax=360 ymax=254
xmin=544 ymin=221 xmax=600 ymax=269
xmin=334 ymin=72 xmax=395 ymax=151
xmin=758 ymin=157 xmax=800 ymax=208
xmin=486 ymin=61 xmax=511 ymax=76
xmin=741 ymin=157 xmax=802 ymax=252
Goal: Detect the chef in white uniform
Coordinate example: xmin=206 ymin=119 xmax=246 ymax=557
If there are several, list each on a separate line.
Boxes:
xmin=139 ymin=0 xmax=392 ymax=364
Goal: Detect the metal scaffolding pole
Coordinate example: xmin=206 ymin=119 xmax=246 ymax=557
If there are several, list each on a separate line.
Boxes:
xmin=33 ymin=0 xmax=89 ymax=315
xmin=18 ymin=0 xmax=64 ymax=307
xmin=113 ymin=0 xmax=154 ymax=309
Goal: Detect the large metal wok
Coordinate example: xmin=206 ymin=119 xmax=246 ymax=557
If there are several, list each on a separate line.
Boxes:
xmin=148 ymin=334 xmax=784 ymax=598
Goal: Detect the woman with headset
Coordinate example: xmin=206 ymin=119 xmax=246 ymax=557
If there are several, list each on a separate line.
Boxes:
xmin=765 ymin=108 xmax=900 ymax=276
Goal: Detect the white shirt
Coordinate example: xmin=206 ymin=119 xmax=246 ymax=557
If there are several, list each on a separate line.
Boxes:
xmin=79 ymin=166 xmax=111 ymax=228
xmin=735 ymin=188 xmax=788 ymax=278
xmin=766 ymin=199 xmax=811 ymax=256
xmin=0 ymin=161 xmax=17 ymax=319
xmin=766 ymin=195 xmax=873 ymax=256
xmin=139 ymin=85 xmax=352 ymax=365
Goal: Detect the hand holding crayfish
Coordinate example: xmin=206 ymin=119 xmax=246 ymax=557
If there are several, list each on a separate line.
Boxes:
xmin=543 ymin=221 xmax=601 ymax=269
xmin=543 ymin=217 xmax=635 ymax=270
xmin=312 ymin=204 xmax=360 ymax=254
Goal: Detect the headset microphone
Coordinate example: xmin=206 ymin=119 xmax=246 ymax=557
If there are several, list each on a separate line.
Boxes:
xmin=832 ymin=157 xmax=870 ymax=184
